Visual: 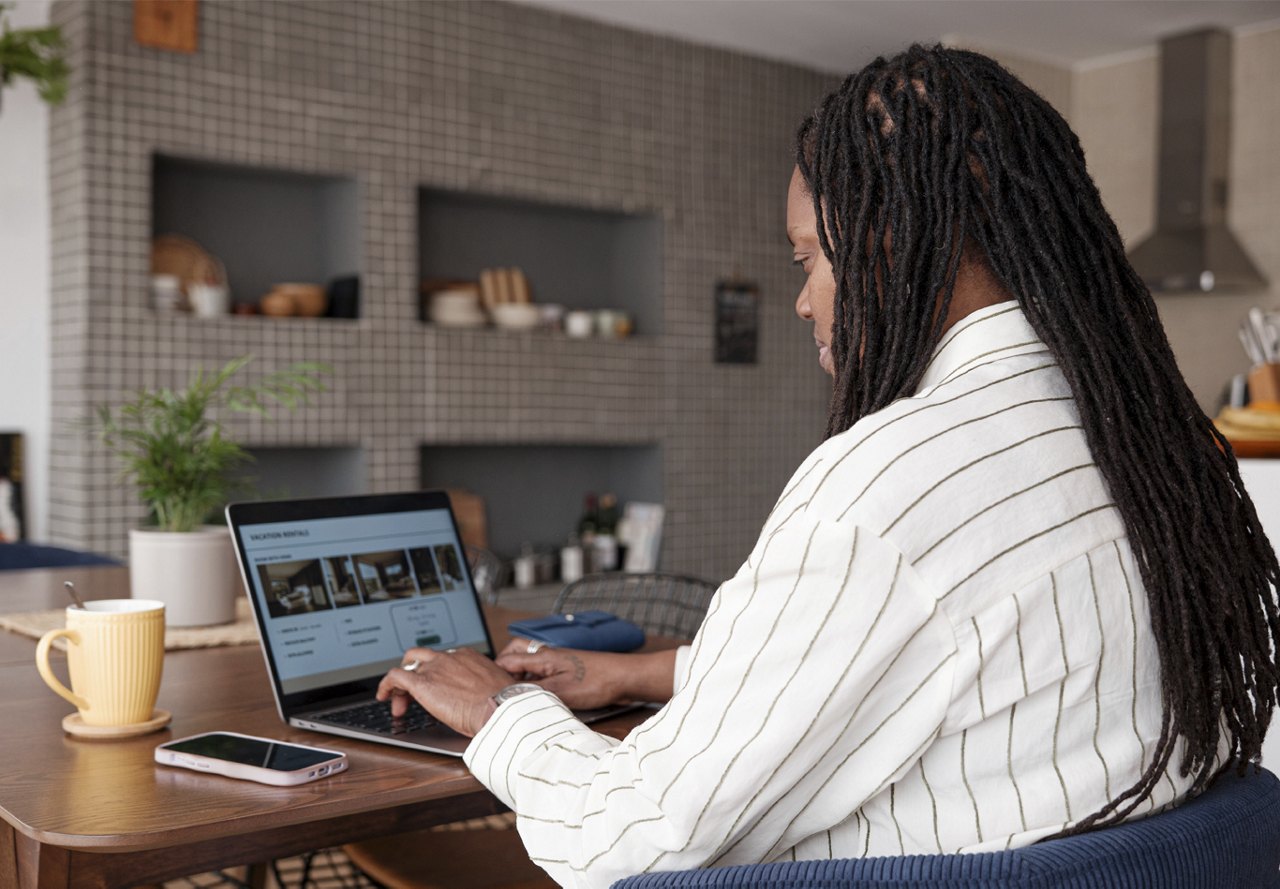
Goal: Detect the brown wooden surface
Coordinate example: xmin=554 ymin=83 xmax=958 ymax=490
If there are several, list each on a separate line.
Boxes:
xmin=133 ymin=0 xmax=199 ymax=54
xmin=0 ymin=565 xmax=661 ymax=888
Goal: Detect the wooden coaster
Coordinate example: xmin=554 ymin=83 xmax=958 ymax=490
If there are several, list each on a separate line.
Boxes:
xmin=62 ymin=709 xmax=172 ymax=740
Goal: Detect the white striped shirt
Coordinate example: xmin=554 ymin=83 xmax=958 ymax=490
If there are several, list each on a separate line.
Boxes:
xmin=464 ymin=302 xmax=1199 ymax=889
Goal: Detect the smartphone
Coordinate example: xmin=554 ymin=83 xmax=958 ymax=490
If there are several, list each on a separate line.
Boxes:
xmin=155 ymin=731 xmax=348 ymax=786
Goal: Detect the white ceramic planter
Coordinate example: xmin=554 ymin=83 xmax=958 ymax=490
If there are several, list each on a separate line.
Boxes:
xmin=129 ymin=525 xmax=239 ymax=627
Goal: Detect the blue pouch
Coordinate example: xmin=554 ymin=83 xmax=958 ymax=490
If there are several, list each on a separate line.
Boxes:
xmin=507 ymin=610 xmax=645 ymax=652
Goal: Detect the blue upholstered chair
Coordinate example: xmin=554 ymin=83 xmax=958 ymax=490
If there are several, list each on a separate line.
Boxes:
xmin=613 ymin=766 xmax=1280 ymax=889
xmin=0 ymin=542 xmax=119 ymax=571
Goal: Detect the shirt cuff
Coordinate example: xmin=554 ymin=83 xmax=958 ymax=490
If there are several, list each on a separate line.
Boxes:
xmin=672 ymin=644 xmax=693 ymax=696
xmin=463 ymin=688 xmax=577 ymax=809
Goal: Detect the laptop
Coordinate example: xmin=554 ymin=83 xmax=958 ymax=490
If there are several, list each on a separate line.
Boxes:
xmin=226 ymin=491 xmax=630 ymax=756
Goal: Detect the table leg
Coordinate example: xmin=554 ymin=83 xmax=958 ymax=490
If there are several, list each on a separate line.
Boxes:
xmin=1 ymin=822 xmax=16 ymax=888
xmin=4 ymin=823 xmax=72 ymax=889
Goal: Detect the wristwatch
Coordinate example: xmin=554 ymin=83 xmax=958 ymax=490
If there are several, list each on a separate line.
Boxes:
xmin=491 ymin=682 xmax=542 ymax=709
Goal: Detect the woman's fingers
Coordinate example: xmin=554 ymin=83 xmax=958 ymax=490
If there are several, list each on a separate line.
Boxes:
xmin=375 ymin=647 xmax=516 ymax=736
xmin=499 ymin=637 xmax=534 ymax=658
xmin=375 ymin=664 xmax=425 ymax=717
xmin=495 ymin=651 xmax=558 ymax=677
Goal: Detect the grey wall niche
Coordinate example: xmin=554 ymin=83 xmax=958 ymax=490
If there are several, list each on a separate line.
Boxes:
xmin=419 ymin=189 xmax=662 ymax=334
xmin=153 ymin=156 xmax=361 ymax=310
xmin=421 ymin=444 xmax=662 ymax=557
xmin=238 ymin=447 xmax=368 ymax=501
xmin=47 ymin=0 xmax=834 ymax=582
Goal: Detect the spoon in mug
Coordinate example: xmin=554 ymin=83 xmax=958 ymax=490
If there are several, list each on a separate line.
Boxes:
xmin=63 ymin=581 xmax=87 ymax=610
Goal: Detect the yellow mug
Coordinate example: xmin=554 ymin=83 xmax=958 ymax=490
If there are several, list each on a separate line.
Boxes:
xmin=36 ymin=599 xmax=166 ymax=727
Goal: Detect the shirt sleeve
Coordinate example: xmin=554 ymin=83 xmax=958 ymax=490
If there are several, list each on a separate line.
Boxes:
xmin=672 ymin=645 xmax=694 ymax=695
xmin=464 ymin=519 xmax=955 ymax=889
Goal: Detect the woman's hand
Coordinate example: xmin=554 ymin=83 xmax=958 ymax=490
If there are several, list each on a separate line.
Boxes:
xmin=496 ymin=639 xmax=627 ymax=710
xmin=375 ymin=646 xmax=514 ymax=737
xmin=497 ymin=639 xmax=678 ymax=710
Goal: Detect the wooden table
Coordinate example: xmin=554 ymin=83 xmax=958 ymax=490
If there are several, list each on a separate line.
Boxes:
xmin=0 ymin=566 xmax=654 ymax=889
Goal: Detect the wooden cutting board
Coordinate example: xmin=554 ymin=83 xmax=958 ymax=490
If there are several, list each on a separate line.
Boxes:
xmin=445 ymin=488 xmax=488 ymax=550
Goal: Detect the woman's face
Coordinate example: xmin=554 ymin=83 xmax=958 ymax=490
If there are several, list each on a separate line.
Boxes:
xmin=787 ymin=166 xmax=837 ymax=376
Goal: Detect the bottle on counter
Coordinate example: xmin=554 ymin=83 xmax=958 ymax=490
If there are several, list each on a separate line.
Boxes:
xmin=593 ymin=533 xmax=618 ymax=573
xmin=597 ymin=493 xmax=619 ymax=535
xmin=560 ymin=534 xmax=585 ymax=584
xmin=577 ymin=493 xmax=600 ymax=543
xmin=593 ymin=493 xmax=620 ymax=572
xmin=514 ymin=543 xmax=537 ymax=590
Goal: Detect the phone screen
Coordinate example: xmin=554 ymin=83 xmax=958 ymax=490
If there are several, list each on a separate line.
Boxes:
xmin=163 ymin=734 xmax=336 ymax=771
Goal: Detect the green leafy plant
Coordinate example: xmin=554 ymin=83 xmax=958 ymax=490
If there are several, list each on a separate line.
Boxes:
xmin=0 ymin=2 xmax=69 ymax=108
xmin=94 ymin=357 xmax=330 ymax=532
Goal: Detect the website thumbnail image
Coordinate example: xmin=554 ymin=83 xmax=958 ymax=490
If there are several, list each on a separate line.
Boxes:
xmin=254 ymin=543 xmax=467 ymax=621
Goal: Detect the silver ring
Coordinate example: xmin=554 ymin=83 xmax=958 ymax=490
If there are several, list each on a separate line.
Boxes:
xmin=446 ymin=648 xmax=457 ymax=654
xmin=402 ymin=659 xmax=421 ymax=672
xmin=526 ymin=640 xmax=546 ymax=654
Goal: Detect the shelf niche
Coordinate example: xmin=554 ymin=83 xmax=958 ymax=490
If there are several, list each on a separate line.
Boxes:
xmin=418 ymin=188 xmax=662 ymax=334
xmin=237 ymin=447 xmax=368 ymax=501
xmin=420 ymin=444 xmax=662 ymax=558
xmin=153 ymin=156 xmax=361 ymax=314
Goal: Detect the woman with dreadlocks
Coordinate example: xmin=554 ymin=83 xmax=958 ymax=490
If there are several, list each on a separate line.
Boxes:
xmin=377 ymin=45 xmax=1279 ymax=888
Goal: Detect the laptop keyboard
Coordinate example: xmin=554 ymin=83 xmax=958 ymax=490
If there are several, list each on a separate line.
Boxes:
xmin=316 ymin=699 xmax=439 ymax=736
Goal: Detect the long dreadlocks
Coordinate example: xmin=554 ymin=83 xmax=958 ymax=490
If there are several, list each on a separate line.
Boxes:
xmin=796 ymin=45 xmax=1280 ymax=834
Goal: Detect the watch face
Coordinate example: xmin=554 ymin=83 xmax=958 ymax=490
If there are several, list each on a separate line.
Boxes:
xmin=495 ymin=683 xmax=541 ymax=704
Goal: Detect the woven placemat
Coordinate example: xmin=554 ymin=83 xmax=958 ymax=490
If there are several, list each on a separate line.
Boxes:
xmin=0 ymin=597 xmax=260 ymax=651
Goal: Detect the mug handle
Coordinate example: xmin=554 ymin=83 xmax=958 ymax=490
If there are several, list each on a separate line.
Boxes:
xmin=36 ymin=628 xmax=88 ymax=711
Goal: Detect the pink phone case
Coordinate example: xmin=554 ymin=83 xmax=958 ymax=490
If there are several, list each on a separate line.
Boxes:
xmin=155 ymin=731 xmax=348 ymax=786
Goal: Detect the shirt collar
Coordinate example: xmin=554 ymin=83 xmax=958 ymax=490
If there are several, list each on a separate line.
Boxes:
xmin=915 ymin=301 xmax=1045 ymax=392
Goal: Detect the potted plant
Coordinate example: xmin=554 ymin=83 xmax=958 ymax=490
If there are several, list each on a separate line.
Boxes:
xmin=94 ymin=357 xmax=328 ymax=626
xmin=0 ymin=2 xmax=68 ymax=113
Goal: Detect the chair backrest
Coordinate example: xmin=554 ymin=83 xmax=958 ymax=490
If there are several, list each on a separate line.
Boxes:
xmin=553 ymin=572 xmax=718 ymax=639
xmin=612 ymin=766 xmax=1280 ymax=889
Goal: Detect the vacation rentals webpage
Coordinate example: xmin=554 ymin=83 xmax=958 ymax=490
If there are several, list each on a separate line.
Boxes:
xmin=238 ymin=510 xmax=488 ymax=694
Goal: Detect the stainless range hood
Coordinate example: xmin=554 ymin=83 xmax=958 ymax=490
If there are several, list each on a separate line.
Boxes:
xmin=1126 ymin=29 xmax=1268 ymax=294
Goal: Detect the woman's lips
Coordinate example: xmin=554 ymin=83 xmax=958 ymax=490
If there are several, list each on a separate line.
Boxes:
xmin=816 ymin=340 xmax=833 ymax=373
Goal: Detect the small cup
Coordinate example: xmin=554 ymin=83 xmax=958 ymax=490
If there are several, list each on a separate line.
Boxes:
xmin=565 ymin=310 xmax=594 ymax=339
xmin=36 ymin=599 xmax=166 ymax=727
xmin=539 ymin=303 xmax=565 ymax=332
xmin=189 ymin=283 xmax=230 ymax=318
xmin=151 ymin=275 xmax=183 ymax=312
xmin=595 ymin=310 xmax=620 ymax=338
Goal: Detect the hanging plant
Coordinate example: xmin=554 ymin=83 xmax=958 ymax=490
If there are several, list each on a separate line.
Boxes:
xmin=0 ymin=1 xmax=69 ymax=110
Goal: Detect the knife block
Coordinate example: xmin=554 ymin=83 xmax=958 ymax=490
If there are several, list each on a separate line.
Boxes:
xmin=1248 ymin=363 xmax=1280 ymax=405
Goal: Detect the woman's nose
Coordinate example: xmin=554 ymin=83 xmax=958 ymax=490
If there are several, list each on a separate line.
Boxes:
xmin=795 ymin=286 xmax=812 ymax=321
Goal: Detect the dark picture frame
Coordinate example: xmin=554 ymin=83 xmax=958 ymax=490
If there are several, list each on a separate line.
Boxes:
xmin=714 ymin=280 xmax=759 ymax=364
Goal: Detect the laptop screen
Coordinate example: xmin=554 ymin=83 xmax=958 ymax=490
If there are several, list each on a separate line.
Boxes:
xmin=229 ymin=493 xmax=493 ymax=699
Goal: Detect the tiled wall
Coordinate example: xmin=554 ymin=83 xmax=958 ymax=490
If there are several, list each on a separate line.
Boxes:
xmin=47 ymin=0 xmax=834 ymax=581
